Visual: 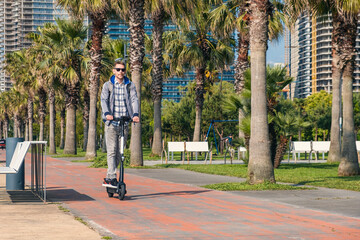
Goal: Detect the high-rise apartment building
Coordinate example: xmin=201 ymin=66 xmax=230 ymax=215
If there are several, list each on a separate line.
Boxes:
xmin=0 ymin=1 xmax=5 ymax=91
xmin=0 ymin=0 xmax=69 ymax=92
xmin=285 ymin=12 xmax=360 ymax=99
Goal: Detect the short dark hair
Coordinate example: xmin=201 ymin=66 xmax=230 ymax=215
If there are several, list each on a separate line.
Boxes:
xmin=114 ymin=60 xmax=126 ymax=68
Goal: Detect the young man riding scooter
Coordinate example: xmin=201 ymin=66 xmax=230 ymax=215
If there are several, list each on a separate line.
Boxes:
xmin=100 ymin=60 xmax=140 ymax=186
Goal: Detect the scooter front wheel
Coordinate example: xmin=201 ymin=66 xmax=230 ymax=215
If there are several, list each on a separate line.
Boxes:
xmin=118 ymin=184 xmax=126 ymax=200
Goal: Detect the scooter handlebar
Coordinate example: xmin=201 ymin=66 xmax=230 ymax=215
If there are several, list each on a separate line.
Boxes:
xmin=112 ymin=116 xmax=132 ymax=122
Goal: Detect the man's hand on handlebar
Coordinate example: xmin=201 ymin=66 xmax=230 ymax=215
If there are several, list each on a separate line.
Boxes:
xmin=132 ymin=116 xmax=140 ymax=123
xmin=107 ymin=114 xmax=139 ymax=123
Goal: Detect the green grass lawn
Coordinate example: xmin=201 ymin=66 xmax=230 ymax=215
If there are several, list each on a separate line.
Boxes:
xmin=157 ymin=163 xmax=360 ymax=192
xmin=202 ymin=182 xmax=313 ymax=191
xmin=48 ymin=147 xmax=88 ymax=158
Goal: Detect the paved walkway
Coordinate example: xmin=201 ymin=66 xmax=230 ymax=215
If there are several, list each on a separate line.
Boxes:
xmin=1 ymin=149 xmax=360 ymax=239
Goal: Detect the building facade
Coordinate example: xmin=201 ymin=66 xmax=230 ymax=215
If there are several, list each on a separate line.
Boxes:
xmin=285 ymin=12 xmax=360 ymax=99
xmin=0 ymin=0 xmax=69 ymax=92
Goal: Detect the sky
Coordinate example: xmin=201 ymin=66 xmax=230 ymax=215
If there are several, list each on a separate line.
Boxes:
xmin=266 ymin=37 xmax=285 ymax=65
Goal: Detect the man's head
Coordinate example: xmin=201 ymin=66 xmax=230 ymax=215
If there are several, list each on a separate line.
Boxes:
xmin=113 ymin=60 xmax=126 ymax=82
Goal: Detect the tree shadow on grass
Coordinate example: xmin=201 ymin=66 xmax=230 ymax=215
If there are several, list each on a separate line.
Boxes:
xmin=296 ymin=175 xmax=360 ymax=187
xmin=279 ymin=163 xmax=338 ymax=170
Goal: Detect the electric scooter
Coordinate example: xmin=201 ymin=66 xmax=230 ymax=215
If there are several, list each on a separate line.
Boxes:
xmin=102 ymin=116 xmax=131 ymax=200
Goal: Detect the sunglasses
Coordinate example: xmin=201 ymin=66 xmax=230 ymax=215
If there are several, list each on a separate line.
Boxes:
xmin=114 ymin=68 xmax=126 ymax=72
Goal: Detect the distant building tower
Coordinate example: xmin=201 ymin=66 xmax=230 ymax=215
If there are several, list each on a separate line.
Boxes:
xmin=0 ymin=0 xmax=70 ymax=92
xmin=286 ymin=12 xmax=360 ymax=99
xmin=0 ymin=1 xmax=5 ymax=91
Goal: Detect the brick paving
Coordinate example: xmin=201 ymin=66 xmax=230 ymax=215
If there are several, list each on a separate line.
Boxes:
xmin=30 ymin=155 xmax=360 ymax=239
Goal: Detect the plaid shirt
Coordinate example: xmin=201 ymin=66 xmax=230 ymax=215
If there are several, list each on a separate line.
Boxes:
xmin=112 ymin=81 xmax=129 ymax=126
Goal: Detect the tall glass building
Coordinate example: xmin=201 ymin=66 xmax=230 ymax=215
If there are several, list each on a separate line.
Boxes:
xmin=0 ymin=1 xmax=5 ymax=91
xmin=0 ymin=0 xmax=69 ymax=92
xmin=285 ymin=12 xmax=360 ymax=99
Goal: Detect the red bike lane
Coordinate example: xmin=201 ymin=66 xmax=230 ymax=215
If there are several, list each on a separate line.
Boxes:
xmin=26 ymin=156 xmax=360 ymax=239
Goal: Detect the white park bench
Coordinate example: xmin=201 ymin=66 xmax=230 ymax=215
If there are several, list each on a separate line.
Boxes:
xmin=185 ymin=141 xmax=209 ymax=162
xmin=312 ymin=141 xmax=330 ymax=160
xmin=292 ymin=141 xmax=315 ymax=163
xmin=167 ymin=141 xmax=210 ymax=163
xmin=0 ymin=141 xmax=47 ymax=202
xmin=167 ymin=142 xmax=185 ymax=161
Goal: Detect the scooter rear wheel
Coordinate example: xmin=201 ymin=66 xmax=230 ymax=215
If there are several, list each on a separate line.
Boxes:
xmin=106 ymin=187 xmax=114 ymax=197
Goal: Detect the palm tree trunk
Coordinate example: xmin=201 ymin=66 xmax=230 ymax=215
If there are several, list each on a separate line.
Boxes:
xmin=193 ymin=68 xmax=205 ymax=142
xmin=86 ymin=15 xmax=106 ymax=160
xmin=64 ymin=104 xmax=77 ymax=155
xmin=49 ymin=88 xmax=56 ymax=154
xmin=4 ymin=115 xmax=8 ymax=139
xmin=38 ymin=87 xmax=47 ymax=141
xmin=234 ymin=32 xmax=250 ymax=94
xmin=339 ymin=55 xmax=359 ymax=176
xmin=328 ymin=52 xmax=341 ymax=162
xmin=234 ymin=5 xmax=250 ymax=140
xmin=274 ymin=135 xmax=288 ymax=168
xmin=24 ymin=117 xmax=28 ymax=141
xmin=14 ymin=114 xmax=19 ymax=138
xmin=28 ymin=96 xmax=33 ymax=141
xmin=60 ymin=108 xmax=65 ymax=149
xmin=83 ymin=89 xmax=90 ymax=152
xmin=129 ymin=0 xmax=145 ymax=166
xmin=247 ymin=0 xmax=275 ymax=184
xmin=63 ymin=83 xmax=79 ymax=155
xmin=151 ymin=5 xmax=164 ymax=156
xmin=152 ymin=99 xmax=162 ymax=154
xmin=0 ymin=121 xmax=2 ymax=139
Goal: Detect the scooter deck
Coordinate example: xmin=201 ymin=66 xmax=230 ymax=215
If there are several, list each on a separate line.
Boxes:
xmin=102 ymin=183 xmax=117 ymax=189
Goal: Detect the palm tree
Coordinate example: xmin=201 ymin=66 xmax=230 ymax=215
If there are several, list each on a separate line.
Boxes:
xmin=210 ymin=0 xmax=284 ymax=140
xmin=210 ymin=0 xmax=250 ymax=94
xmin=28 ymin=25 xmax=65 ymax=153
xmin=11 ymin=88 xmax=27 ymax=138
xmin=338 ymin=13 xmax=359 ymax=175
xmin=128 ymin=0 xmax=146 ymax=166
xmin=4 ymin=49 xmax=37 ymax=141
xmin=57 ymin=0 xmax=115 ymax=159
xmin=285 ymin=0 xmax=359 ymax=175
xmin=42 ymin=19 xmax=87 ymax=154
xmin=145 ymin=0 xmax=195 ymax=156
xmin=247 ymin=0 xmax=275 ymax=184
xmin=145 ymin=0 xmax=166 ymax=156
xmin=114 ymin=0 xmax=145 ymax=166
xmin=165 ymin=1 xmax=234 ymax=142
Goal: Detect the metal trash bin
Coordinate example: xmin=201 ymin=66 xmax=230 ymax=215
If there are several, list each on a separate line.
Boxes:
xmin=6 ymin=138 xmax=25 ymax=190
